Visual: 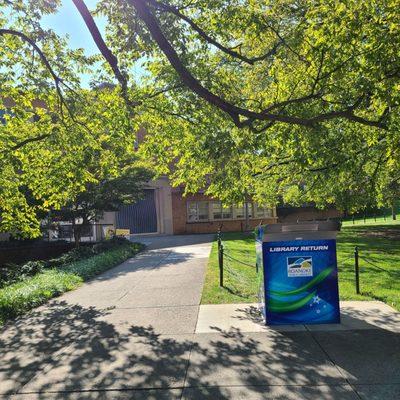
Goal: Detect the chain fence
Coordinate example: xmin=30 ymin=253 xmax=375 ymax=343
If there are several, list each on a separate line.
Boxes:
xmin=217 ymin=229 xmax=394 ymax=296
xmin=217 ymin=230 xmax=259 ymax=296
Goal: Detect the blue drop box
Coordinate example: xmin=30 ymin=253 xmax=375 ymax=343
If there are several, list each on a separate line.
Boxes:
xmin=256 ymin=222 xmax=340 ymax=325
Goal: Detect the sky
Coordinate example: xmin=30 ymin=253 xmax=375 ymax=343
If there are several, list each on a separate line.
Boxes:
xmin=40 ymin=0 xmax=147 ymax=86
xmin=4 ymin=0 xmax=147 ymax=86
xmin=42 ymin=0 xmax=105 ymax=57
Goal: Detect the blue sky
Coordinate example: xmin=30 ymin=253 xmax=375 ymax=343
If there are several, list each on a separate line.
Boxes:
xmin=40 ymin=1 xmax=147 ymax=86
xmin=4 ymin=1 xmax=146 ymax=86
xmin=41 ymin=0 xmax=109 ymax=86
xmin=42 ymin=0 xmax=104 ymax=57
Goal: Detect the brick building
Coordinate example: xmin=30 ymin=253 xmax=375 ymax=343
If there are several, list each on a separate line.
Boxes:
xmin=101 ymin=177 xmax=277 ymax=235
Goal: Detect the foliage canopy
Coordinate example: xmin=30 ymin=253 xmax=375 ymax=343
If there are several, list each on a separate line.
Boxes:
xmin=1 ymin=0 xmax=400 ymax=237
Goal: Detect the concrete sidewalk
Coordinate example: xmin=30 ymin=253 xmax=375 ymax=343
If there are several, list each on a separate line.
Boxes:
xmin=1 ymin=235 xmax=399 ymax=399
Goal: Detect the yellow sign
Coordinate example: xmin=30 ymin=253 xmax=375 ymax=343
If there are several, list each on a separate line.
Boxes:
xmin=116 ymin=229 xmax=130 ymax=236
xmin=102 ymin=226 xmax=115 ymax=239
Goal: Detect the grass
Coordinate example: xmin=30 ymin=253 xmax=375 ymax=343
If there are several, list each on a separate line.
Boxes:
xmin=0 ymin=242 xmax=143 ymax=326
xmin=201 ymin=232 xmax=258 ymax=304
xmin=342 ymin=215 xmax=400 ymax=227
xmin=201 ymin=225 xmax=400 ymax=311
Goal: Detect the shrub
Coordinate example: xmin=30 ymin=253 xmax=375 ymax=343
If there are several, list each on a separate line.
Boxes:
xmin=51 ymin=246 xmax=95 ymax=265
xmin=0 ymin=237 xmax=135 ymax=288
xmin=0 ymin=261 xmax=44 ymax=289
xmin=0 ymin=242 xmax=144 ymax=325
xmin=92 ymin=236 xmax=131 ymax=253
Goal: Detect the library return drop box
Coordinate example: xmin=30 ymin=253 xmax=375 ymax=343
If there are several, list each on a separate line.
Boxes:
xmin=256 ymin=221 xmax=340 ymax=325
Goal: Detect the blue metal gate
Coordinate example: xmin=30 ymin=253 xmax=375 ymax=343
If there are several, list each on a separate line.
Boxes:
xmin=116 ymin=189 xmax=158 ymax=234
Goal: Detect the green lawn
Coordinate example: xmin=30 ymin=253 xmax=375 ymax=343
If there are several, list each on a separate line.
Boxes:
xmin=201 ymin=225 xmax=400 ymax=311
xmin=0 ymin=242 xmax=143 ymax=326
xmin=342 ymin=215 xmax=400 ymax=227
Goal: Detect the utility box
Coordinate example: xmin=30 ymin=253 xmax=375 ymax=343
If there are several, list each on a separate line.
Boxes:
xmin=256 ymin=221 xmax=340 ymax=325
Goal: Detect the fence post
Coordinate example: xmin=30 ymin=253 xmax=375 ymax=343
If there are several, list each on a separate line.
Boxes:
xmin=220 ymin=244 xmax=224 ymax=287
xmin=354 ymin=246 xmax=360 ymax=294
xmin=217 ymin=228 xmax=224 ymax=287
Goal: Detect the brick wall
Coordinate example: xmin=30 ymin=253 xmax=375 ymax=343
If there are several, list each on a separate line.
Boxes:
xmin=171 ymin=191 xmax=277 ymax=234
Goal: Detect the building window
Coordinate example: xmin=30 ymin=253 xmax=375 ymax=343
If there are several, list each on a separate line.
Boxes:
xmin=222 ymin=204 xmax=232 ymax=219
xmin=198 ymin=202 xmax=209 ymax=220
xmin=211 ymin=202 xmax=232 ymax=220
xmin=187 ymin=201 xmax=209 ymax=221
xmin=234 ymin=203 xmax=253 ymax=219
xmin=255 ymin=204 xmax=273 ymax=218
xmin=245 ymin=202 xmax=253 ymax=218
xmin=233 ymin=204 xmax=244 ymax=219
xmin=187 ymin=202 xmax=198 ymax=222
xmin=187 ymin=200 xmax=273 ymax=222
xmin=212 ymin=202 xmax=222 ymax=220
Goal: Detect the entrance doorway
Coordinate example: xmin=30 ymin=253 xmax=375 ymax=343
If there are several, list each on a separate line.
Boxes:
xmin=116 ymin=189 xmax=158 ymax=234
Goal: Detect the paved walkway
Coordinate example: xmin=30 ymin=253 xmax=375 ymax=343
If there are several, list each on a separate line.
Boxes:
xmin=1 ymin=234 xmax=399 ymax=399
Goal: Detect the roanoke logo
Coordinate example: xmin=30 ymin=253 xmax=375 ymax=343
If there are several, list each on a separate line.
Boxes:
xmin=287 ymin=256 xmax=313 ymax=277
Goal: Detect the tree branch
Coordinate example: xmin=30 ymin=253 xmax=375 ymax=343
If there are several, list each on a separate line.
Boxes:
xmin=129 ymin=0 xmax=317 ymax=127
xmin=8 ymin=134 xmax=50 ymax=152
xmin=262 ymin=92 xmax=322 ymax=113
xmin=0 ymin=29 xmax=61 ymax=85
xmin=71 ymin=0 xmax=138 ymax=108
xmin=35 ymin=0 xmax=379 ymax=132
xmin=0 ymin=28 xmax=98 ymax=146
xmin=140 ymin=84 xmax=183 ymax=100
xmin=147 ymin=0 xmax=281 ymax=65
xmin=261 ymin=18 xmax=309 ymax=65
xmin=0 ymin=28 xmax=75 ymax=122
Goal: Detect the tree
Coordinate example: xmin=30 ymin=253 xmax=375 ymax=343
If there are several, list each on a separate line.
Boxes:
xmin=2 ymin=0 xmax=400 ymax=230
xmin=74 ymin=0 xmax=400 ymax=211
xmin=53 ymin=165 xmax=153 ymax=246
xmin=0 ymin=79 xmax=151 ymax=237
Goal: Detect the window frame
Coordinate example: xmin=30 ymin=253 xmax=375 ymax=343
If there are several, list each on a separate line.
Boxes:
xmin=187 ymin=201 xmax=210 ymax=222
xmin=186 ymin=201 xmax=274 ymax=222
xmin=255 ymin=204 xmax=273 ymax=218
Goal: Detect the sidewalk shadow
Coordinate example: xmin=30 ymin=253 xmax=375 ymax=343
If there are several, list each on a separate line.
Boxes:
xmin=1 ymin=300 xmax=387 ymax=399
xmin=232 ymin=303 xmax=400 ymax=332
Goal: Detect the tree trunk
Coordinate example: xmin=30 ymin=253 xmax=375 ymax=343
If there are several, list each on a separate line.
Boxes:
xmin=72 ymin=219 xmax=81 ymax=248
xmin=392 ymin=204 xmax=397 ymax=220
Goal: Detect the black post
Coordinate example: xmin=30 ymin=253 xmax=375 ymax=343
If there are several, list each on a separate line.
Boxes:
xmin=354 ymin=246 xmax=360 ymax=294
xmin=352 ymin=215 xmax=355 ymax=225
xmin=219 ymin=243 xmax=224 ymax=287
xmin=217 ymin=228 xmax=223 ymax=287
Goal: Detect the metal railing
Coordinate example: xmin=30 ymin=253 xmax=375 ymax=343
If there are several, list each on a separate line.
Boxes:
xmin=217 ymin=229 xmax=394 ymax=296
xmin=217 ymin=229 xmax=257 ymax=289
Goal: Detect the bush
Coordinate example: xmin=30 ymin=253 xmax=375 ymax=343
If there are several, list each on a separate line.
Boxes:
xmin=0 ymin=242 xmax=144 ymax=325
xmin=92 ymin=236 xmax=131 ymax=253
xmin=50 ymin=246 xmax=95 ymax=266
xmin=0 ymin=237 xmax=134 ymax=288
xmin=0 ymin=261 xmax=44 ymax=289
